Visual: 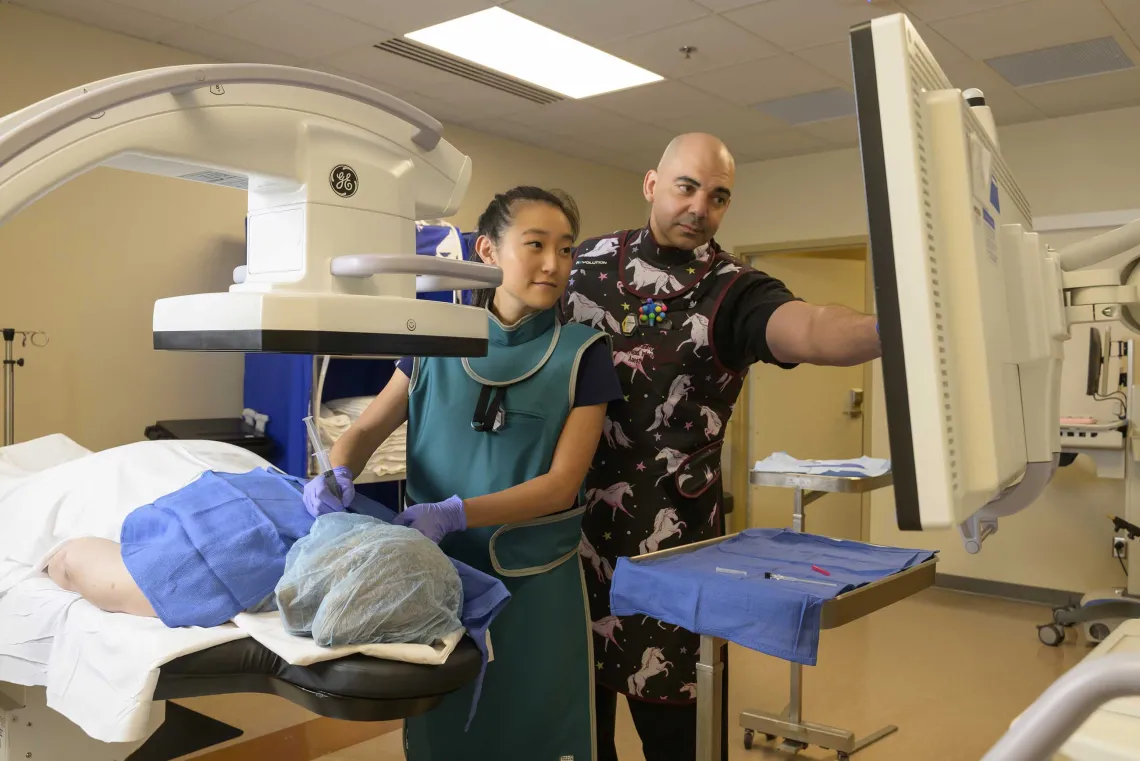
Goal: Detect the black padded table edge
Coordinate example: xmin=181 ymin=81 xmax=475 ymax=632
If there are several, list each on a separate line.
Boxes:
xmin=154 ymin=636 xmax=483 ymax=722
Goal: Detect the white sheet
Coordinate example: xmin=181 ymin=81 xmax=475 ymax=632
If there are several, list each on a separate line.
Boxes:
xmin=0 ymin=434 xmax=462 ymax=744
xmin=234 ymin=612 xmax=461 ymax=667
xmin=0 ymin=577 xmax=246 ymax=743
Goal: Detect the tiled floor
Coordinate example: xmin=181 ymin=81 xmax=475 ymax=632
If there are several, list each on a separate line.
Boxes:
xmin=177 ymin=588 xmax=1089 ymax=761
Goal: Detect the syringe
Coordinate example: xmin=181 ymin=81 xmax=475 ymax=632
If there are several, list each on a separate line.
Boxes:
xmin=303 ymin=415 xmax=343 ymax=501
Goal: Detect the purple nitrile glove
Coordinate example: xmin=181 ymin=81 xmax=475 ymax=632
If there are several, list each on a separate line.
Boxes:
xmin=302 ymin=465 xmax=356 ymax=518
xmin=392 ymin=495 xmax=467 ymax=543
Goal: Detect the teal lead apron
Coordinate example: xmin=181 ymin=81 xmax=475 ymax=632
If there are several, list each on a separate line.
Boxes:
xmin=404 ymin=307 xmax=608 ymax=761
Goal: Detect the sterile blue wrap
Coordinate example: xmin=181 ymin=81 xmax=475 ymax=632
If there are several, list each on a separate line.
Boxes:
xmin=609 ymin=528 xmax=936 ymax=666
xmin=121 ymin=468 xmax=314 ymax=628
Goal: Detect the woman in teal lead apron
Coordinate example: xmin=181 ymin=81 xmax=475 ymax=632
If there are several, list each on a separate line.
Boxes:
xmin=303 ymin=186 xmax=624 ymax=761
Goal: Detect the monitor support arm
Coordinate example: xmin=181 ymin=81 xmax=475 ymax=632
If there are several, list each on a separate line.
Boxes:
xmin=959 ymin=216 xmax=1140 ymax=553
xmin=1059 ymin=215 xmax=1140 ymax=330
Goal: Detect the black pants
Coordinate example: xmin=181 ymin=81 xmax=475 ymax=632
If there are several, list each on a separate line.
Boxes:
xmin=595 ymin=646 xmax=729 ymax=761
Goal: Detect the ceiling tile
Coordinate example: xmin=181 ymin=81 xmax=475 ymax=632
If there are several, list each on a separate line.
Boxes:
xmin=317 ymin=45 xmax=463 ymax=91
xmin=398 ymin=91 xmax=482 ymax=126
xmin=157 ymin=26 xmax=306 ymax=65
xmin=303 ymin=63 xmax=412 ymax=96
xmin=203 ymin=0 xmax=391 ymax=59
xmin=931 ymin=0 xmax=1124 ymax=60
xmin=913 ymin=23 xmax=1049 ymax=124
xmin=299 ymin=0 xmax=497 ymax=36
xmin=108 ymin=0 xmax=256 ymax=24
xmin=414 ymin=79 xmax=545 ymax=120
xmin=723 ymin=0 xmax=910 ymax=52
xmin=583 ymin=80 xmax=734 ymax=121
xmin=658 ymin=105 xmax=788 ymax=137
xmin=600 ymin=14 xmax=781 ymax=78
xmin=505 ymin=101 xmax=675 ymax=155
xmin=1017 ymin=66 xmax=1140 ymax=117
xmin=722 ymin=127 xmax=833 ymax=160
xmin=464 ymin=117 xmax=562 ymax=149
xmin=682 ymin=55 xmax=842 ymax=106
xmin=800 ymin=115 xmax=859 ymax=146
xmin=794 ymin=41 xmax=855 ymax=86
xmin=502 ymin=0 xmax=710 ymax=45
xmin=553 ymin=137 xmax=649 ymax=173
xmin=692 ymin=0 xmax=766 ymax=10
xmin=1103 ymin=0 xmax=1140 ymax=50
xmin=897 ymin=0 xmax=1032 ymax=22
xmin=12 ymin=0 xmax=181 ymax=40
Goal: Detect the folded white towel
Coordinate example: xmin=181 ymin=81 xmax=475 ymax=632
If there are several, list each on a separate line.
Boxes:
xmin=753 ymin=451 xmax=890 ymax=478
xmin=233 ymin=612 xmax=462 ymax=667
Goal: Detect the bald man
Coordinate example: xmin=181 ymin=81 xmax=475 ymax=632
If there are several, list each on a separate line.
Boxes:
xmin=559 ymin=133 xmax=881 ymax=761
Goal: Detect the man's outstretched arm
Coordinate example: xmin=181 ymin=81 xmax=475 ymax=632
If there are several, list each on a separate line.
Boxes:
xmin=765 ymin=300 xmax=881 ymax=367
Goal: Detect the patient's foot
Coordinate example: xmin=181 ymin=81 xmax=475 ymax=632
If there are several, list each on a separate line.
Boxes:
xmin=47 ymin=538 xmax=158 ymax=619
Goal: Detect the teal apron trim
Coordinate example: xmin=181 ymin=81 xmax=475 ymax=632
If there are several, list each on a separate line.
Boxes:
xmin=489 ymin=506 xmax=586 ymax=577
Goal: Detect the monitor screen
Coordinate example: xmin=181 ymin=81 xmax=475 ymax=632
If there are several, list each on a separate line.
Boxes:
xmin=850 ymin=14 xmax=1068 ymax=533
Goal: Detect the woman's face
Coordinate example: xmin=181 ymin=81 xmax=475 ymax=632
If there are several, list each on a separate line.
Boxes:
xmin=477 ymin=201 xmax=575 ymax=319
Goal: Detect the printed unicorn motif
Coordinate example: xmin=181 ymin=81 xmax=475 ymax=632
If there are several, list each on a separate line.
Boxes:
xmin=628 ymin=647 xmax=673 ymax=698
xmin=626 ymin=258 xmax=684 ymax=295
xmin=585 ymin=482 xmax=634 ymax=519
xmin=579 ymin=531 xmax=614 ymax=582
xmin=566 ymin=291 xmax=621 ymax=333
xmin=638 ymin=508 xmax=687 ymax=554
xmin=592 ymin=616 xmax=624 ymax=652
xmin=647 ymin=375 xmax=692 ymax=431
xmin=698 ymin=405 xmax=722 ymax=439
xmin=677 ymin=313 xmax=709 ymax=356
xmin=603 ymin=417 xmax=634 ymax=449
xmin=613 ymin=344 xmax=655 ymax=382
xmin=654 ymin=447 xmax=686 ymax=486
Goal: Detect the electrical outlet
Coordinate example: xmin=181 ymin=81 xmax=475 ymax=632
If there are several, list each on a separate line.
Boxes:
xmin=1113 ymin=536 xmax=1128 ymax=559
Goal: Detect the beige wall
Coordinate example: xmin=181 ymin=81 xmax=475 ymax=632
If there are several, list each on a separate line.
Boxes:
xmin=724 ymin=103 xmax=1140 ymax=592
xmin=0 ymin=4 xmax=646 ymax=453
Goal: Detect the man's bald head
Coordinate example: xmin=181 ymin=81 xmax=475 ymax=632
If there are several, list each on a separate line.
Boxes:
xmin=644 ymin=133 xmax=736 ymax=250
xmin=657 ymin=132 xmax=735 ymax=176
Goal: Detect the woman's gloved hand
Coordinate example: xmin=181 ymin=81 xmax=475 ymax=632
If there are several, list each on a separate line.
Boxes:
xmin=302 ymin=466 xmax=356 ymax=518
xmin=392 ymin=496 xmax=467 ymax=543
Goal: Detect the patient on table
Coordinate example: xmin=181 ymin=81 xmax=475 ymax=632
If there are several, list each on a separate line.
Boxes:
xmin=47 ymin=536 xmax=158 ymax=618
xmin=3 ymin=435 xmax=465 ymax=645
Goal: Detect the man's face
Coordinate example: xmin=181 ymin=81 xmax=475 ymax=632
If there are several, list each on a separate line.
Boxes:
xmin=644 ymin=147 xmax=733 ymax=250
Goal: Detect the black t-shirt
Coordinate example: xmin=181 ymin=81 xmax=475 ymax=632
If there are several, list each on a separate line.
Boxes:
xmin=713 ymin=269 xmax=802 ymax=373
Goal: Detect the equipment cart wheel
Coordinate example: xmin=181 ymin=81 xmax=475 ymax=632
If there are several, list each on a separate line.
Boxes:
xmin=838 ymin=753 xmax=851 ymax=761
xmin=744 ymin=730 xmax=754 ymax=750
xmin=1038 ymin=623 xmax=1065 ymax=647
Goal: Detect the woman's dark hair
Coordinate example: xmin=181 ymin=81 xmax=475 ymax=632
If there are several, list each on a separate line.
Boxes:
xmin=469 ymin=186 xmax=581 ymax=309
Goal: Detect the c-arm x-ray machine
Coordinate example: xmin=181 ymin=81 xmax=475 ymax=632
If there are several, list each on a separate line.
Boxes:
xmin=0 ymin=63 xmax=503 ymax=357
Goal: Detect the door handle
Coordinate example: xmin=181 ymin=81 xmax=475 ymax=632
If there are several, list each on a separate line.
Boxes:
xmin=844 ymin=388 xmax=864 ymax=418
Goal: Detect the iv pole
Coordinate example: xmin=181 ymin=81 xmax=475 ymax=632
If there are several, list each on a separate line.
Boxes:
xmin=2 ymin=327 xmax=48 ymax=446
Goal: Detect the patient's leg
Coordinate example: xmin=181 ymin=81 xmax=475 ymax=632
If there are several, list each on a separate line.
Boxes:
xmin=46 ymin=538 xmax=158 ymax=618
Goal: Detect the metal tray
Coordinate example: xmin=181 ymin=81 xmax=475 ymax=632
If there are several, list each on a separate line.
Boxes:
xmin=630 ymin=533 xmax=938 ymax=630
xmin=749 ymin=470 xmax=894 ymax=494
xmin=821 ymin=556 xmax=937 ymax=628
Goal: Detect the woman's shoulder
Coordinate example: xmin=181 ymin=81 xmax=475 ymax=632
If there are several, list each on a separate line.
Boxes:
xmin=557 ymin=320 xmax=612 ymax=355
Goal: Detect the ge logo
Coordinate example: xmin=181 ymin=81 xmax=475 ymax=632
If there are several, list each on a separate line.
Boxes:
xmin=329 ymin=164 xmax=358 ymax=198
xmin=406 ymin=319 xmax=417 ymax=331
